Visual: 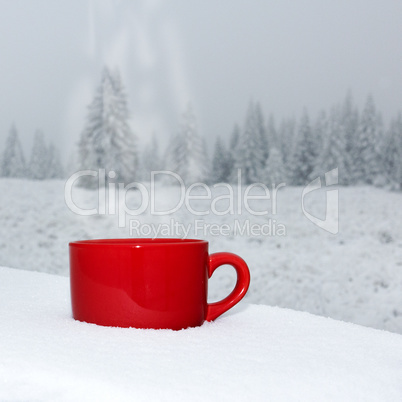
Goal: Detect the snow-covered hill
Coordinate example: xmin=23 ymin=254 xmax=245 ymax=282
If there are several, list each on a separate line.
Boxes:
xmin=0 ymin=178 xmax=402 ymax=334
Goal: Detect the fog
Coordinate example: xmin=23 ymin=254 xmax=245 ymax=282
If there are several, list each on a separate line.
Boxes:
xmin=0 ymin=0 xmax=401 ymax=159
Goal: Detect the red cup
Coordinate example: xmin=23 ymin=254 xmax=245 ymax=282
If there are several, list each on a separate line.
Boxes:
xmin=69 ymin=238 xmax=250 ymax=330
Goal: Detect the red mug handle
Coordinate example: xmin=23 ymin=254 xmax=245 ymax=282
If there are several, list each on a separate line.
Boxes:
xmin=206 ymin=252 xmax=251 ymax=322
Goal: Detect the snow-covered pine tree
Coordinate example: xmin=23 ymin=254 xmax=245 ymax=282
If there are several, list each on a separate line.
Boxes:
xmin=211 ymin=136 xmax=231 ymax=183
xmin=375 ymin=111 xmax=386 ymax=185
xmin=78 ymin=67 xmax=138 ymax=187
xmin=255 ymin=102 xmax=268 ymax=165
xmin=235 ymin=101 xmax=266 ymax=184
xmin=277 ymin=117 xmax=296 ymax=169
xmin=201 ymin=136 xmax=211 ymax=182
xmin=108 ymin=69 xmax=139 ymax=181
xmin=1 ymin=124 xmax=26 ymax=178
xmin=263 ymin=147 xmax=287 ymax=186
xmin=262 ymin=114 xmax=286 ymax=185
xmin=164 ymin=132 xmax=179 ymax=172
xmin=230 ymin=123 xmax=240 ymax=149
xmin=289 ymin=109 xmax=318 ymax=185
xmin=141 ymin=133 xmax=162 ymax=181
xmin=167 ymin=103 xmax=208 ymax=184
xmin=352 ymin=95 xmax=381 ymax=184
xmin=382 ymin=113 xmax=402 ymax=190
xmin=341 ymin=91 xmax=359 ymax=184
xmin=312 ymin=106 xmax=346 ymax=183
xmin=47 ymin=143 xmax=64 ymax=179
xmin=266 ymin=114 xmax=277 ymax=154
xmin=312 ymin=110 xmax=327 ymax=154
xmin=227 ymin=124 xmax=240 ymax=183
xmin=29 ymin=130 xmax=48 ymax=180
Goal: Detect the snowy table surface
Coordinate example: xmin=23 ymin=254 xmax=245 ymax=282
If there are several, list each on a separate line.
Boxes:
xmin=1 ymin=267 xmax=402 ymax=402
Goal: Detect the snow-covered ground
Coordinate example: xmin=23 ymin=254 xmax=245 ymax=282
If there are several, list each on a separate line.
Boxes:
xmin=1 ymin=178 xmax=402 ymax=334
xmin=1 ymin=266 xmax=402 ymax=401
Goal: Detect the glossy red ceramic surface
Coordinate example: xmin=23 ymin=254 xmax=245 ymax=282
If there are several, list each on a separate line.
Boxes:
xmin=69 ymin=238 xmax=250 ymax=330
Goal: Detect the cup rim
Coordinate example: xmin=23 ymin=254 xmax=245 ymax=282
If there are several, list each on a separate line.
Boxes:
xmin=69 ymin=238 xmax=208 ymax=247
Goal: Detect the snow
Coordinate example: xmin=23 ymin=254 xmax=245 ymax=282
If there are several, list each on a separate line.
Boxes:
xmin=1 ymin=266 xmax=402 ymax=401
xmin=0 ymin=178 xmax=402 ymax=335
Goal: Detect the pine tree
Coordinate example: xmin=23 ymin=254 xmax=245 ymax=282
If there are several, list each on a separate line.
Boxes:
xmin=352 ymin=95 xmax=380 ymax=184
xmin=266 ymin=114 xmax=277 ymax=154
xmin=235 ymin=101 xmax=266 ymax=184
xmin=312 ymin=110 xmax=327 ymax=153
xmin=227 ymin=124 xmax=240 ymax=182
xmin=263 ymin=114 xmax=287 ymax=185
xmin=341 ymin=91 xmax=359 ymax=184
xmin=29 ymin=130 xmax=48 ymax=180
xmin=255 ymin=102 xmax=268 ymax=164
xmin=1 ymin=124 xmax=26 ymax=178
xmin=164 ymin=133 xmax=180 ymax=173
xmin=78 ymin=66 xmax=138 ymax=187
xmin=263 ymin=147 xmax=287 ymax=186
xmin=230 ymin=123 xmax=241 ymax=149
xmin=278 ymin=117 xmax=296 ymax=168
xmin=211 ymin=136 xmax=231 ymax=183
xmin=108 ymin=69 xmax=139 ymax=181
xmin=166 ymin=103 xmax=208 ymax=184
xmin=375 ymin=112 xmax=386 ymax=185
xmin=312 ymin=106 xmax=347 ymax=183
xmin=289 ymin=109 xmax=317 ymax=185
xmin=141 ymin=133 xmax=162 ymax=180
xmin=47 ymin=143 xmax=64 ymax=179
xmin=382 ymin=113 xmax=402 ymax=189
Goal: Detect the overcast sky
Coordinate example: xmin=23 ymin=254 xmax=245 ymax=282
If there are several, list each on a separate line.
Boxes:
xmin=1 ymin=0 xmax=402 ymax=159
